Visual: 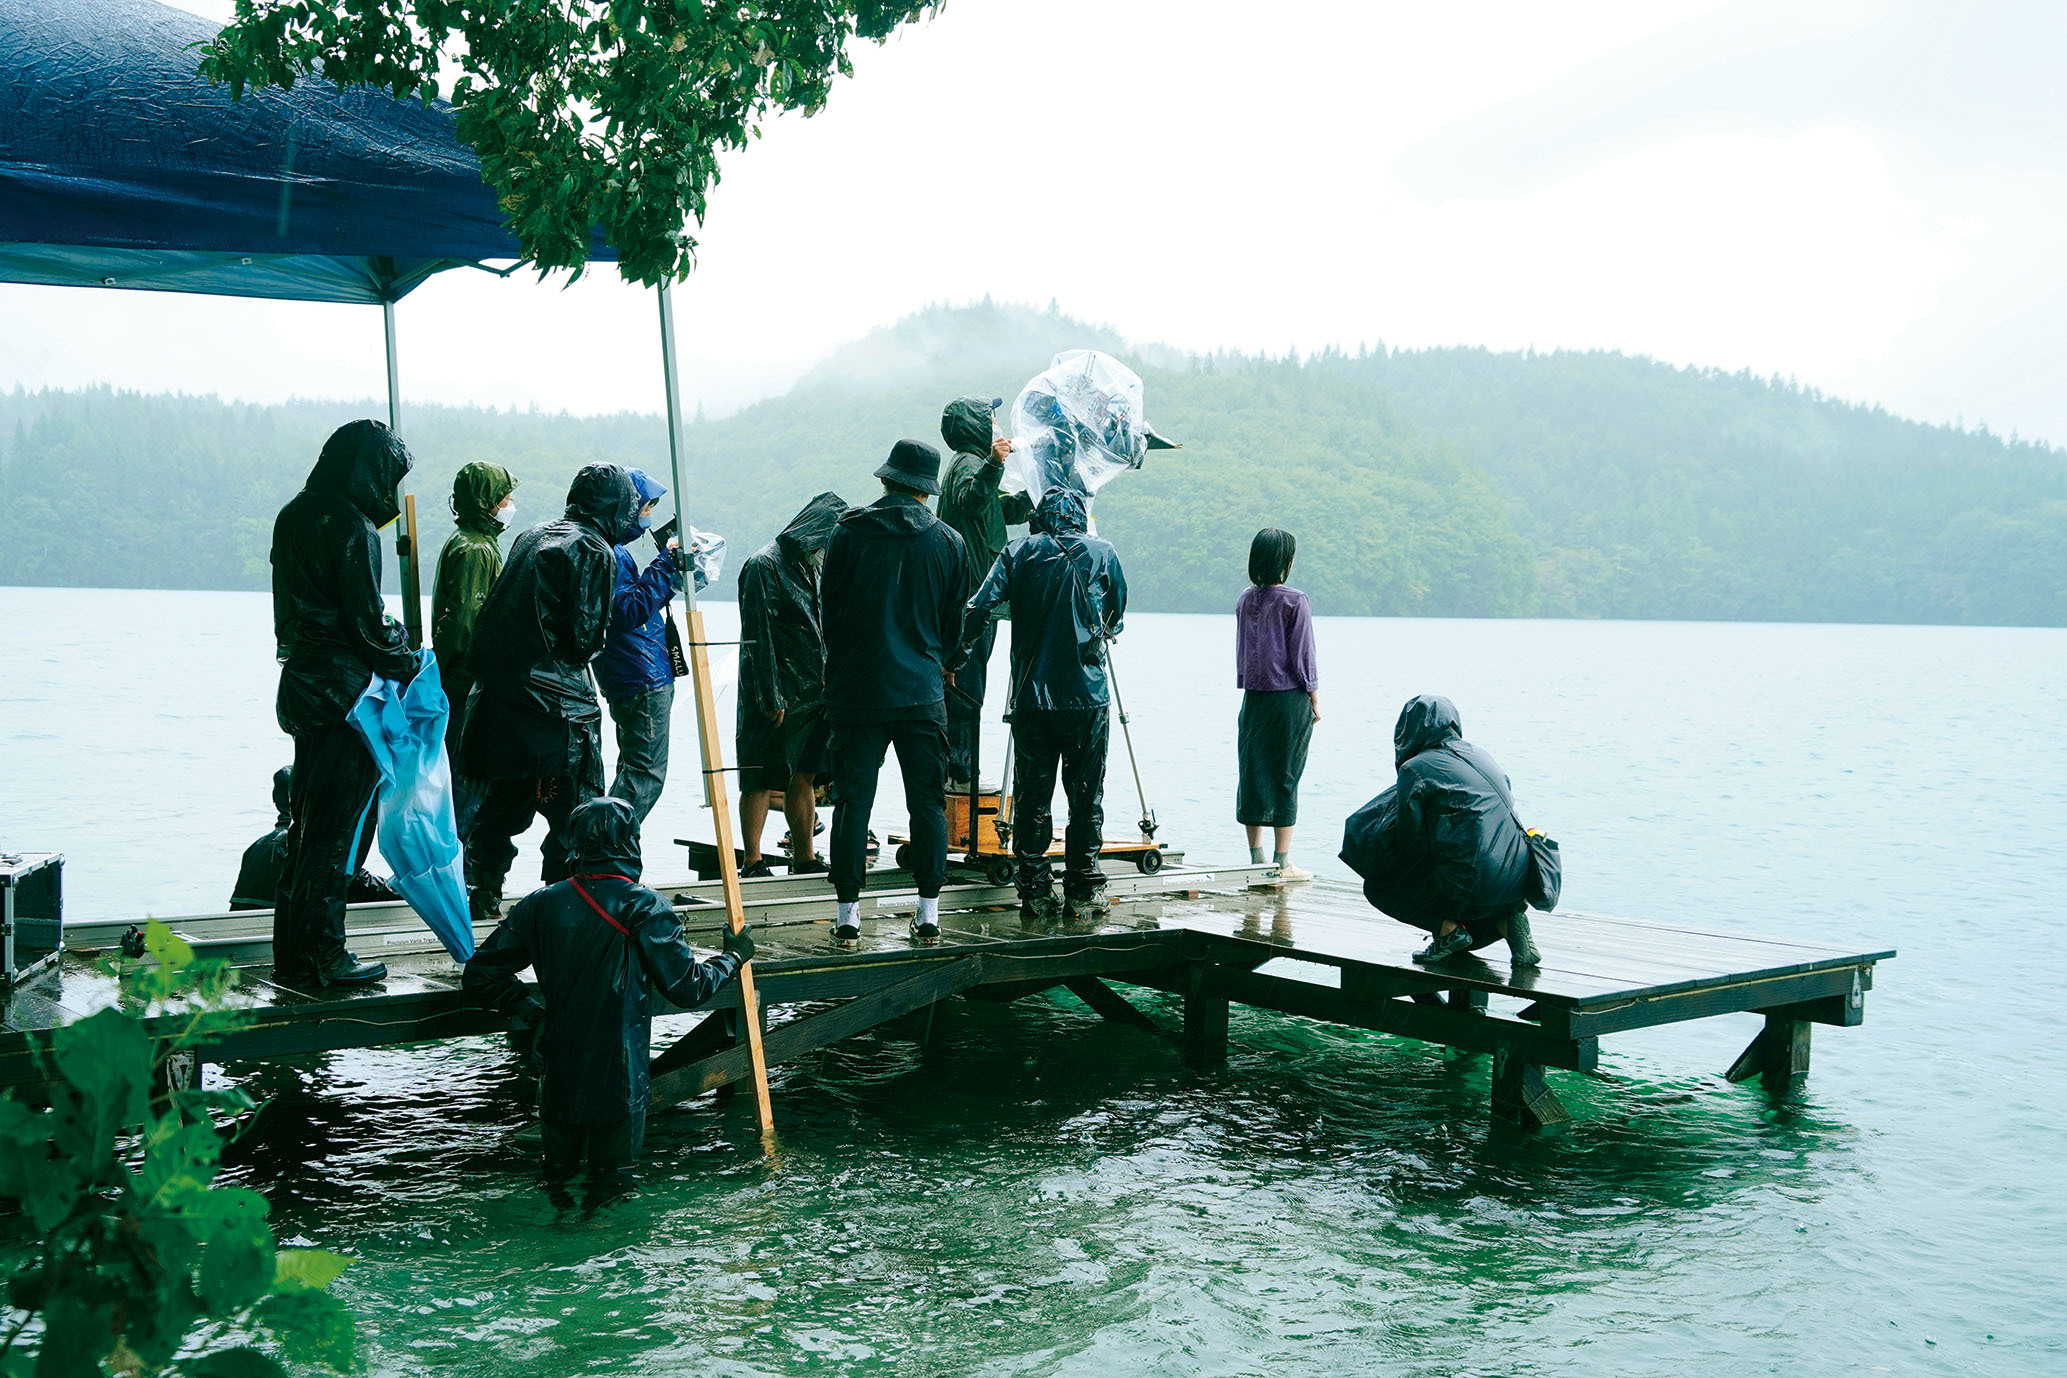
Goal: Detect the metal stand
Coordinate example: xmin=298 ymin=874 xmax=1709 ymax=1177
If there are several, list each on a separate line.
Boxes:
xmin=1104 ymin=644 xmax=1156 ymax=838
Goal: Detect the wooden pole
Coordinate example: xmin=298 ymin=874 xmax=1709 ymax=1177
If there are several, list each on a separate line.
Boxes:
xmin=657 ymin=281 xmax=774 ymax=1138
xmin=384 ymin=300 xmax=424 ymax=648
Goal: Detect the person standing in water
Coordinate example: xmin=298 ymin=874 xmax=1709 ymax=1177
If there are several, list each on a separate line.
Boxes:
xmin=1234 ymin=528 xmax=1319 ymax=880
xmin=431 ymin=461 xmax=518 ymax=839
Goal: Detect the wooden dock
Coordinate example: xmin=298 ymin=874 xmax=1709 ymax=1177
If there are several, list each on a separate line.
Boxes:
xmin=11 ymin=871 xmax=1893 ymax=1130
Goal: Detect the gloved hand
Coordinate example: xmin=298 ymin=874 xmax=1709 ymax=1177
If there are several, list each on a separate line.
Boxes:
xmin=508 ymin=998 xmax=545 ymax=1074
xmin=723 ymin=923 xmax=756 ymax=964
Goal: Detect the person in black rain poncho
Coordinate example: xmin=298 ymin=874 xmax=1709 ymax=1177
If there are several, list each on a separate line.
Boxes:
xmin=822 ymin=441 xmax=967 ymax=946
xmin=230 ymin=766 xmax=399 ymax=911
xmin=736 ymin=492 xmax=848 ymax=877
xmin=463 ymin=796 xmax=754 ymax=1208
xmin=1339 ymin=695 xmax=1543 ymax=967
xmin=269 ymin=419 xmax=417 ymax=988
xmin=461 ymin=463 xmax=643 ymax=922
xmin=955 ymin=488 xmax=1127 ymax=925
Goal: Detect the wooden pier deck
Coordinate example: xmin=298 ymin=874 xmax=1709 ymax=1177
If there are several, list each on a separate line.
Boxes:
xmin=8 ymin=872 xmax=1893 ymax=1130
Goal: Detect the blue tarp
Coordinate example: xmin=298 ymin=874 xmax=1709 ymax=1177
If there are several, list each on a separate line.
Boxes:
xmin=0 ymin=0 xmax=611 ymax=303
xmin=349 ymin=652 xmax=474 ymax=962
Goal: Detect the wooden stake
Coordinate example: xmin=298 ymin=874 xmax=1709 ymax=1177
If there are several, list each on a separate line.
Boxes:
xmin=397 ymin=492 xmax=424 ymax=649
xmin=684 ymin=605 xmax=775 ymax=1136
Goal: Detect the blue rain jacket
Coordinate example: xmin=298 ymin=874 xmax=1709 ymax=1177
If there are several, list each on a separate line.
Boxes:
xmin=348 ymin=650 xmax=474 ymax=961
xmin=594 ymin=468 xmax=689 ymax=703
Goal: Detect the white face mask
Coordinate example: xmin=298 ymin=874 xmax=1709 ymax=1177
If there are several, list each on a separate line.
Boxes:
xmin=495 ymin=501 xmax=515 ymax=527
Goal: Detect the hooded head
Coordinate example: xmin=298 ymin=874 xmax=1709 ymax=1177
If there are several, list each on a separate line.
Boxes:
xmin=776 ymin=491 xmax=849 ymax=567
xmin=271 ymin=765 xmax=293 ymax=827
xmin=941 ymin=396 xmax=1002 ymax=458
xmin=450 ymin=462 xmax=517 ymax=531
xmin=1032 ymin=487 xmax=1088 ymax=538
xmin=1393 ymin=694 xmax=1463 ymax=768
xmin=563 ymin=464 xmax=644 ymax=545
xmin=626 ymin=469 xmax=668 ymax=534
xmin=561 ymin=796 xmax=643 ymax=880
xmin=307 ymin=419 xmax=413 ymax=527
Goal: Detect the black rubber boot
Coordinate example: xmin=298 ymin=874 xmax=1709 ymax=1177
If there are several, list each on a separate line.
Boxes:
xmin=319 ymin=954 xmax=388 ymax=986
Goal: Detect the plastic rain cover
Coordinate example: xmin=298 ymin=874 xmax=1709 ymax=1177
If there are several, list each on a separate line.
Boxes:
xmin=349 ymin=651 xmax=474 ymax=961
xmin=687 ymin=526 xmax=728 ymax=587
xmin=1003 ymin=350 xmax=1153 ymax=503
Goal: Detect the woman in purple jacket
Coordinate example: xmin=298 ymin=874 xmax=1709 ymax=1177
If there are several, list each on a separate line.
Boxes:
xmin=1235 ymin=528 xmax=1320 ymax=879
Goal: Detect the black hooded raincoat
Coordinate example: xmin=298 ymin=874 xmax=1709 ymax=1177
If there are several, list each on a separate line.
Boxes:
xmin=460 ymin=464 xmax=642 ymax=780
xmin=462 ymin=798 xmax=744 ymax=1125
xmin=957 ymin=489 xmax=1127 ymax=713
xmin=1340 ymin=695 xmax=1532 ymax=938
xmin=737 ymin=492 xmax=848 ymax=715
xmin=821 ymin=495 xmax=967 ymax=721
xmin=271 ymin=420 xmax=417 ymax=735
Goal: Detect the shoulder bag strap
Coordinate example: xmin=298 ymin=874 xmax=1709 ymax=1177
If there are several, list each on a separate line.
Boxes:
xmin=567 ymin=875 xmax=634 ymax=937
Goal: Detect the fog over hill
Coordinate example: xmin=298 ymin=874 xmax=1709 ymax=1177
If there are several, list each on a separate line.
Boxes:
xmin=4 ymin=302 xmax=2061 ymax=625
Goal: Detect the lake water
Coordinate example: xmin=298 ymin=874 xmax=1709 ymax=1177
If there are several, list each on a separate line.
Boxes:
xmin=1 ymin=586 xmax=2062 ymax=1375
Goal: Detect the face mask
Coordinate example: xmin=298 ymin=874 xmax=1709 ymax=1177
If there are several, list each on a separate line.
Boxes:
xmin=496 ymin=501 xmax=515 ymax=527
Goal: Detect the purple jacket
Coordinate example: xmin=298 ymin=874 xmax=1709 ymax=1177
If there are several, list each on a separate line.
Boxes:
xmin=1236 ymin=584 xmax=1317 ymax=693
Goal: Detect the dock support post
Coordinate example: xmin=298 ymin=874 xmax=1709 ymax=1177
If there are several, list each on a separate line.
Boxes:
xmin=1491 ymin=1046 xmax=1568 ymax=1130
xmin=1726 ymin=1013 xmax=1812 ymax=1093
xmin=1182 ymin=965 xmax=1228 ymax=1067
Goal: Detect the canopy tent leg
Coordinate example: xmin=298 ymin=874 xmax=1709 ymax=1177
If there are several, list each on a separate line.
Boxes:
xmin=384 ymin=299 xmax=424 ymax=648
xmin=657 ymin=280 xmax=775 ymax=1143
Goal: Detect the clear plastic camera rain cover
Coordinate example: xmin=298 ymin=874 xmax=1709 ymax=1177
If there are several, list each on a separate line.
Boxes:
xmin=1003 ymin=349 xmax=1157 ymax=503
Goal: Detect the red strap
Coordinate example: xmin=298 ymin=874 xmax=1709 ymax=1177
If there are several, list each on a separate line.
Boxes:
xmin=567 ymin=877 xmax=632 ymax=937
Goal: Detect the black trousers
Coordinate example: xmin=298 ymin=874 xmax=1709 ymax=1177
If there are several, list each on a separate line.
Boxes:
xmin=542 ymin=1112 xmax=646 ymax=1206
xmin=277 ymin=720 xmax=382 ymax=982
xmin=829 ymin=716 xmax=947 ymax=902
xmin=465 ymin=733 xmax=604 ymax=901
xmin=947 ymin=622 xmax=994 ymax=785
xmin=1011 ymin=707 xmax=1109 ymax=901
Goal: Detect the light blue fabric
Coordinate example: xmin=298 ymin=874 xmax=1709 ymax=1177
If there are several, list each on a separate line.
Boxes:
xmin=349 ymin=651 xmax=474 ymax=961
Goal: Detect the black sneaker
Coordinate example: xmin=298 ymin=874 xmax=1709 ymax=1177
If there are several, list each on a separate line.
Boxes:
xmin=1412 ymin=928 xmax=1476 ymax=965
xmin=788 ymin=854 xmax=830 ymax=875
xmin=318 ymin=954 xmax=388 ymax=986
xmin=832 ymin=918 xmax=862 ymax=950
xmin=740 ymin=859 xmax=777 ymax=879
xmin=909 ymin=916 xmax=942 ymax=946
xmin=1506 ymin=912 xmax=1542 ymax=966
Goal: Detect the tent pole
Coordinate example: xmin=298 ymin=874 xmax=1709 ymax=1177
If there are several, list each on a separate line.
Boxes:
xmin=385 ymin=298 xmax=424 ymax=648
xmin=658 ymin=279 xmax=775 ymax=1142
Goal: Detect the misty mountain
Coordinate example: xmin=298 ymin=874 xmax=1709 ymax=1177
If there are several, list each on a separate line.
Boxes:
xmin=2 ymin=302 xmax=2061 ymax=625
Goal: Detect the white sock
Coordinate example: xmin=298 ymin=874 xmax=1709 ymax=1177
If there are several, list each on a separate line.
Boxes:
xmin=836 ymin=900 xmax=861 ymax=930
xmin=917 ymin=896 xmax=939 ymax=927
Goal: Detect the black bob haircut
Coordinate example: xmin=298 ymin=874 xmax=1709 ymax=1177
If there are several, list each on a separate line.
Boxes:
xmin=1248 ymin=528 xmax=1297 ymax=587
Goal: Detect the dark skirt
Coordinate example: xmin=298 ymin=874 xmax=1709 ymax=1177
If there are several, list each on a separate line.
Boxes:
xmin=1236 ymin=689 xmax=1313 ymax=827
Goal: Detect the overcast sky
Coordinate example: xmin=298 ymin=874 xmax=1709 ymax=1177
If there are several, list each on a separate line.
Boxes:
xmin=7 ymin=0 xmax=2064 ymax=444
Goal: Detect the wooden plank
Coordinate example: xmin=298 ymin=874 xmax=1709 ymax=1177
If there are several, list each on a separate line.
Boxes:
xmin=649 ymin=1011 xmax=738 ymax=1079
xmin=1064 ymin=977 xmax=1161 ymax=1032
xmin=1555 ymin=964 xmax=1869 ymax=1039
xmin=1132 ymin=966 xmax=1600 ymax=1072
xmin=647 ymin=955 xmax=988 ymax=1107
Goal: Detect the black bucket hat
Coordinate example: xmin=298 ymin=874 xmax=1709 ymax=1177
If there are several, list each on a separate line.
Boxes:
xmin=873 ymin=438 xmax=944 ymax=496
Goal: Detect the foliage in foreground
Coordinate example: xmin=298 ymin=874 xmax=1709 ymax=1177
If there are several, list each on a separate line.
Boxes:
xmin=199 ymin=0 xmax=941 ymax=283
xmin=0 ymin=924 xmax=354 ymax=1376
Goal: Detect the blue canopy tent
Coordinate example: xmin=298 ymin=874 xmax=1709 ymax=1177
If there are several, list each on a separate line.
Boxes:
xmin=0 ymin=0 xmax=774 ymax=1124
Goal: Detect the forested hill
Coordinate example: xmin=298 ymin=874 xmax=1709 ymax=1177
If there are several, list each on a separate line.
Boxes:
xmin=3 ymin=301 xmax=2062 ymax=625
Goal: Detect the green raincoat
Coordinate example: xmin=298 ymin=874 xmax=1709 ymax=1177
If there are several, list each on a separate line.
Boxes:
xmin=432 ymin=462 xmax=517 ymax=701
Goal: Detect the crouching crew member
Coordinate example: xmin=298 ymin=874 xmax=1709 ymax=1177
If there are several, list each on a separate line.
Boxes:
xmin=822 ymin=441 xmax=967 ymax=947
xmin=464 ymin=797 xmax=755 ymax=1209
xmin=462 ymin=464 xmax=643 ymax=923
xmin=737 ymin=492 xmax=848 ymax=877
xmin=596 ymin=469 xmax=700 ymax=825
xmin=231 ymin=766 xmax=399 ymax=911
xmin=955 ymin=488 xmax=1127 ymax=925
xmin=269 ymin=419 xmax=418 ymax=988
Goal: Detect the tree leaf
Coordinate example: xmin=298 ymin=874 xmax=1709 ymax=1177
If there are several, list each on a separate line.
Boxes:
xmin=256 ymin=1291 xmax=355 ymax=1371
xmin=198 ymin=1212 xmax=276 ymax=1313
xmin=49 ymin=1007 xmax=152 ymax=1128
xmin=273 ymin=1249 xmax=354 ymax=1293
xmin=144 ymin=919 xmax=196 ymax=973
xmin=183 ymin=1348 xmax=290 ymax=1378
